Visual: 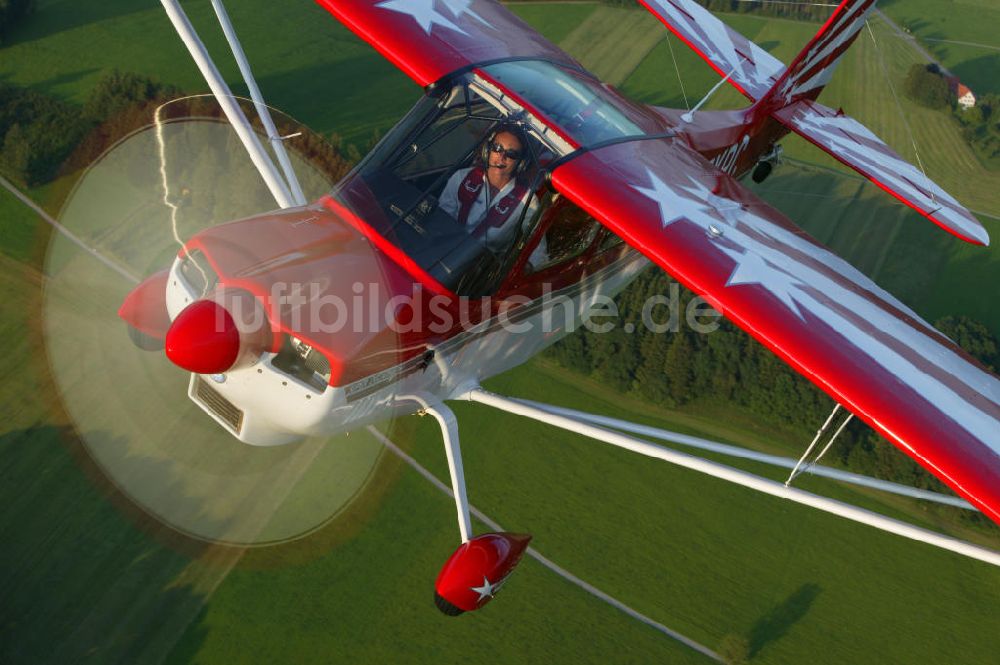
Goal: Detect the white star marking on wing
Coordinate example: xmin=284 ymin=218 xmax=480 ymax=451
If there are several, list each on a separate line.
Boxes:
xmin=377 ymin=0 xmax=466 ymax=36
xmin=706 ymin=191 xmax=743 ymax=226
xmin=439 ymin=0 xmax=491 ymax=27
xmin=632 ymin=170 xmax=717 ymax=230
xmin=470 ymin=576 xmax=497 ymax=602
xmin=721 ymin=245 xmax=806 ymax=320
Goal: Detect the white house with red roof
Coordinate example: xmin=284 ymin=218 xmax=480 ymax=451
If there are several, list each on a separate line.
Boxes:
xmin=947 ymin=77 xmax=977 ymax=109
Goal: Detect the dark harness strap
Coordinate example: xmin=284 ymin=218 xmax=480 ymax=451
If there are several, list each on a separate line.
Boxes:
xmin=455 ymin=167 xmax=528 ymax=236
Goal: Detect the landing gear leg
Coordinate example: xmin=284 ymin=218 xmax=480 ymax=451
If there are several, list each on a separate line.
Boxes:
xmin=407 ymin=393 xmax=531 ymax=616
xmin=411 ymin=394 xmax=471 ymax=543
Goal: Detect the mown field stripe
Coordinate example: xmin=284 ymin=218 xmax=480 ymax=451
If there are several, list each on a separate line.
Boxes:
xmin=558 ymin=6 xmax=665 ymax=86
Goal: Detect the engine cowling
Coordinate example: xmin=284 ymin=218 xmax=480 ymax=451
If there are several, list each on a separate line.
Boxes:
xmin=433 ymin=532 xmax=532 ymax=615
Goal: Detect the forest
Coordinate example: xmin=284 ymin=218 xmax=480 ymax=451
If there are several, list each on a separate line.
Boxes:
xmin=0 ymin=71 xmax=357 ymax=190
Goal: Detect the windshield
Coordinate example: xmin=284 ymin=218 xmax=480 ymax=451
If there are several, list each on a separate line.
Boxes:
xmin=480 ymin=60 xmax=647 ymax=146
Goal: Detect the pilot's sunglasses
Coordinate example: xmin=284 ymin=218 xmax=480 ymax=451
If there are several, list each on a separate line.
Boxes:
xmin=489 ymin=143 xmax=522 ymax=160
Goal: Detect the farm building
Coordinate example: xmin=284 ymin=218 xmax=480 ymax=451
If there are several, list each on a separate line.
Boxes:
xmin=947 ymin=76 xmax=977 ymax=109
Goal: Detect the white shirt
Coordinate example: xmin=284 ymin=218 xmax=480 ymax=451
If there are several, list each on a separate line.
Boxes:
xmin=440 ymin=167 xmax=537 ymax=252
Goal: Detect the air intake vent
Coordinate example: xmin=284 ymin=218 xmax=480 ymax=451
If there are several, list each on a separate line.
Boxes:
xmin=195 ymin=377 xmax=244 ymax=433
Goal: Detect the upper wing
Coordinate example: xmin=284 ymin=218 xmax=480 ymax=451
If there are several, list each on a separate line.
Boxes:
xmin=315 ymin=0 xmax=582 ymax=87
xmin=637 ymin=0 xmax=785 ymax=101
xmin=773 ymin=100 xmax=989 ymax=245
xmin=549 ymin=137 xmax=1000 ymax=525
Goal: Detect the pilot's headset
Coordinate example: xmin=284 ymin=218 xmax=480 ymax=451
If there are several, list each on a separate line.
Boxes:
xmin=479 ymin=123 xmax=530 ymax=177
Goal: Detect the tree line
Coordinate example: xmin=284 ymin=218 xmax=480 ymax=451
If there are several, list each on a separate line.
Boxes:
xmin=0 ymin=0 xmax=33 ymax=43
xmin=544 ymin=267 xmax=997 ymax=525
xmin=0 ymin=84 xmax=86 ymax=186
xmin=0 ymin=70 xmax=359 ymax=190
xmin=0 ymin=72 xmax=192 ymax=187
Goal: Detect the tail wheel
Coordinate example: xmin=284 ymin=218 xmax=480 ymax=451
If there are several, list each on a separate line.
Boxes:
xmin=752 ymin=160 xmax=774 ymax=184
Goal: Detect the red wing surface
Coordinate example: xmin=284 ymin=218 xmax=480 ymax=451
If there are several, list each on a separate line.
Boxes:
xmin=637 ymin=0 xmax=785 ymax=101
xmin=774 ymin=100 xmax=989 ymax=245
xmin=316 ymin=0 xmax=582 ymax=87
xmin=549 ymin=138 xmax=1000 ymax=524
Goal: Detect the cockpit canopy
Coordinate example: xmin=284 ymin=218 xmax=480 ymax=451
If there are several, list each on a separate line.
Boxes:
xmin=479 ymin=60 xmax=647 ymax=146
xmin=331 ymin=62 xmax=653 ymax=296
xmin=332 ymin=78 xmax=547 ymax=295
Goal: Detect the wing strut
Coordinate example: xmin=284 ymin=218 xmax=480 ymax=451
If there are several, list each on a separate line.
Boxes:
xmin=462 ymin=388 xmax=1000 ymax=567
xmin=208 ymin=0 xmax=307 ymax=206
xmin=159 ymin=0 xmax=295 ymax=209
xmin=681 ymin=65 xmax=737 ymax=124
xmin=785 ymin=405 xmax=853 ymax=487
xmin=505 ymin=396 xmax=971 ymax=510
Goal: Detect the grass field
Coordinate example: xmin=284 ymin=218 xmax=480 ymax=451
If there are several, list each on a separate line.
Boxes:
xmin=621 ymin=13 xmax=818 ymax=111
xmin=555 ymin=5 xmax=665 ymax=85
xmin=0 ymin=185 xmax=41 ymax=263
xmin=507 ymin=1 xmax=599 ymax=45
xmin=752 ymin=164 xmax=1000 ymax=335
xmin=158 ymin=360 xmax=1000 ymax=664
xmin=763 ymin=10 xmax=1000 ymax=335
xmin=2 ymin=2 xmax=1000 ymax=664
xmin=881 ymin=0 xmax=1000 ymax=96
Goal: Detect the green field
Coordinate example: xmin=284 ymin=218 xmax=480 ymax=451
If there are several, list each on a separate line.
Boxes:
xmin=2 ymin=1 xmax=1000 ymax=664
xmin=881 ymin=0 xmax=1000 ymax=96
xmin=555 ymin=4 xmax=665 ymax=84
xmin=507 ymin=1 xmax=599 ymax=45
xmin=9 ymin=286 xmax=995 ymax=665
xmin=0 ymin=185 xmax=40 ymax=262
xmin=155 ymin=360 xmax=1000 ymax=664
xmin=752 ymin=164 xmax=1000 ymax=335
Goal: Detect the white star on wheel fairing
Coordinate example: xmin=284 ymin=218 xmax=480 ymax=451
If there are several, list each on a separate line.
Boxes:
xmin=470 ymin=575 xmax=498 ymax=602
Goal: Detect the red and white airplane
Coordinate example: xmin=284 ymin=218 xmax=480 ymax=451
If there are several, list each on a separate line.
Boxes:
xmin=117 ymin=0 xmax=1000 ymax=614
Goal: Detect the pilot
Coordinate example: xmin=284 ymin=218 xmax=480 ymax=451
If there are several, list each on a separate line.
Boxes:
xmin=439 ymin=125 xmax=539 ymax=254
